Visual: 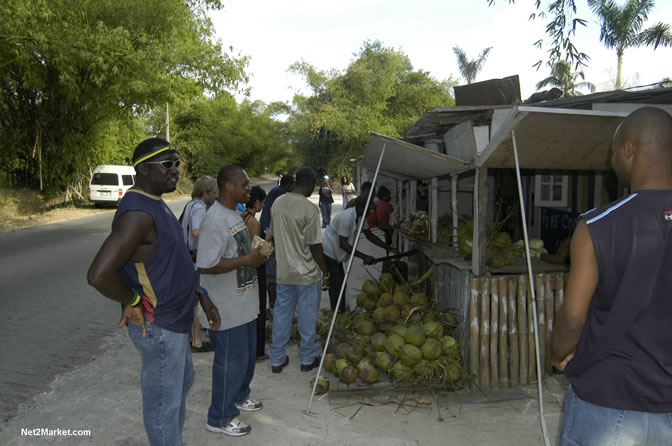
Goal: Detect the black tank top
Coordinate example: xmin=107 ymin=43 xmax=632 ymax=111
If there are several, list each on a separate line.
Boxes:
xmin=565 ymin=190 xmax=672 ymax=412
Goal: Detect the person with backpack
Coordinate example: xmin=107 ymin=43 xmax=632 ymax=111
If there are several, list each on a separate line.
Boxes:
xmin=181 ymin=175 xmax=218 ymax=352
xmin=318 ymin=175 xmax=335 ymax=228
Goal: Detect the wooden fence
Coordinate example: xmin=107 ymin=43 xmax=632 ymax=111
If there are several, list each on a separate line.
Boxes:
xmin=468 ymin=272 xmax=567 ymax=389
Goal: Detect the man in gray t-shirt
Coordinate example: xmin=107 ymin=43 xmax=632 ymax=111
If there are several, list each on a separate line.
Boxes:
xmin=268 ymin=167 xmax=330 ymax=374
xmin=197 ymin=165 xmax=267 ymax=438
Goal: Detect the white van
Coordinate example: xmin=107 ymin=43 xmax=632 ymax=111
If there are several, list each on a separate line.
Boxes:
xmin=88 ymin=165 xmax=136 ymax=207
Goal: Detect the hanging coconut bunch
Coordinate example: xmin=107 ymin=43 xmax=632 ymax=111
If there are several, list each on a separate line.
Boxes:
xmin=317 ymin=268 xmax=468 ymax=389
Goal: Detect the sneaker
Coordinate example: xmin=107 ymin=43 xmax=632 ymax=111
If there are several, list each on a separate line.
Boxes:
xmin=301 ymin=356 xmax=321 ymax=372
xmin=235 ymin=399 xmax=263 ymax=412
xmin=271 ymin=356 xmax=289 ymax=374
xmin=206 ymin=418 xmax=251 ymax=437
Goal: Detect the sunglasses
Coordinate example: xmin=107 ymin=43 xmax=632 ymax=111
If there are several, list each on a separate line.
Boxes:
xmin=144 ymin=159 xmax=181 ymax=169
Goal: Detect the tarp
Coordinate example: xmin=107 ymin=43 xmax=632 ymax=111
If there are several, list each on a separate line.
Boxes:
xmin=363 ymin=131 xmax=470 ymax=180
xmin=478 ymin=106 xmax=628 ymax=170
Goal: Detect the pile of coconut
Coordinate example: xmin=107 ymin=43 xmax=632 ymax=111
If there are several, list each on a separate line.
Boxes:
xmin=316 ymin=270 xmax=466 ymax=390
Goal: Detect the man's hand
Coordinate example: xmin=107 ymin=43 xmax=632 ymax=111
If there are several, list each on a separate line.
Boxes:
xmin=552 ymin=352 xmax=575 ymax=372
xmin=322 ymin=274 xmax=330 ymax=291
xmin=118 ymin=304 xmax=146 ymax=338
xmin=247 ymin=246 xmax=267 ymax=268
xmin=363 ymin=255 xmax=375 ymax=265
xmin=199 ymin=294 xmax=221 ymax=331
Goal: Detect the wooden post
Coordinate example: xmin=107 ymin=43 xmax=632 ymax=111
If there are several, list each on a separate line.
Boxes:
xmin=469 ymin=279 xmax=480 ymax=380
xmin=518 ymin=275 xmax=529 ymax=385
xmin=534 ymin=274 xmax=546 ymax=382
xmin=451 ymin=174 xmax=458 ymax=247
xmin=498 ymin=277 xmax=509 ymax=388
xmin=555 ymin=272 xmax=565 ymax=315
xmin=544 ymin=274 xmax=554 ymax=376
xmin=430 ymin=177 xmax=439 ymax=244
xmin=489 ymin=276 xmax=499 ymax=388
xmin=508 ymin=277 xmax=519 ymax=388
xmin=472 ymin=168 xmax=488 ymax=276
xmin=479 ymin=276 xmax=490 ymax=389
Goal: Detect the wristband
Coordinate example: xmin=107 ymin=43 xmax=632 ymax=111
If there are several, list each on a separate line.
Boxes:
xmin=196 ymin=287 xmax=208 ymax=298
xmin=128 ymin=288 xmax=142 ymax=307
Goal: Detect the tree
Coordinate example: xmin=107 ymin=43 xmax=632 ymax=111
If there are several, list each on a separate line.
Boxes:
xmin=288 ymin=41 xmax=456 ymax=174
xmin=487 ymin=0 xmax=591 ymax=70
xmin=536 ymin=60 xmax=596 ymax=95
xmin=588 ymin=0 xmax=672 ymax=89
xmin=0 ymin=0 xmax=248 ymax=192
xmin=452 ymin=46 xmax=493 ymax=84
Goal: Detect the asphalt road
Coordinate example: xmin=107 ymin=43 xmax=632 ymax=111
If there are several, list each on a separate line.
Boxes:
xmin=0 ymin=198 xmax=191 ymax=425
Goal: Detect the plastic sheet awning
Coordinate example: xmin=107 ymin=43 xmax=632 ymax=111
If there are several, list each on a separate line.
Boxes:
xmin=478 ymin=106 xmax=628 ymax=170
xmin=363 ymin=132 xmax=470 ymax=180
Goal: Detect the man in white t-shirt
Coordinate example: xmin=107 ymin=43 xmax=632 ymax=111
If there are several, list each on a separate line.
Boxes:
xmin=197 ymin=165 xmax=267 ymax=438
xmin=268 ymin=167 xmax=330 ymax=374
xmin=322 ymin=195 xmax=389 ymax=312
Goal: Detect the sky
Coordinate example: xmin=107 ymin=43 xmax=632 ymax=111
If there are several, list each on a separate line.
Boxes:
xmin=210 ymin=0 xmax=672 ymax=104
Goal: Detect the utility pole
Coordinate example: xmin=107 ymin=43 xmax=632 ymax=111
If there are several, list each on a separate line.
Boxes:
xmin=165 ymin=103 xmax=170 ymax=142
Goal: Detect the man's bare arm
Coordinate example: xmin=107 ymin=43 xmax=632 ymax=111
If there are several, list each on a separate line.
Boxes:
xmin=87 ymin=210 xmax=155 ymax=304
xmin=363 ymin=228 xmax=389 ymax=250
xmin=309 ymin=243 xmax=329 ymax=276
xmin=339 ymin=236 xmax=375 ymax=264
xmin=551 ymin=220 xmax=599 ymax=371
xmin=199 ymin=247 xmax=266 ymax=274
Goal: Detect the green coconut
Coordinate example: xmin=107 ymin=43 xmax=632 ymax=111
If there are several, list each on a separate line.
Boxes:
xmin=420 ymin=338 xmax=442 ymax=360
xmin=362 ymin=279 xmax=381 ymax=297
xmin=384 ymin=334 xmax=405 ymax=356
xmin=336 ymin=343 xmax=350 ymax=359
xmin=356 ymin=292 xmax=368 ymax=308
xmin=379 ymin=272 xmax=395 ymax=284
xmin=442 ymin=312 xmax=459 ymax=328
xmin=413 ymin=359 xmax=432 ymax=377
xmin=310 ymin=376 xmax=330 ymax=395
xmin=357 ymin=359 xmax=380 ymax=384
xmin=423 ymin=320 xmax=444 ymax=339
xmin=345 ymin=344 xmax=364 ymax=363
xmin=372 ymin=307 xmax=386 ymax=324
xmin=356 ymin=319 xmax=377 ymax=336
xmin=323 ymin=353 xmax=337 ymax=373
xmin=400 ymin=344 xmax=423 ymax=366
xmin=378 ymin=292 xmax=393 ymax=306
xmin=383 ymin=305 xmax=401 ymax=322
xmin=334 ymin=358 xmax=349 ymax=375
xmin=423 ymin=311 xmax=439 ymax=323
xmin=440 ymin=336 xmax=459 ymax=356
xmin=339 ymin=365 xmax=358 ymax=384
xmin=370 ymin=332 xmax=387 ymax=352
xmin=363 ymin=298 xmax=377 ymax=312
xmin=391 ymin=324 xmax=408 ymax=338
xmin=444 ymin=361 xmax=462 ymax=384
xmin=404 ymin=324 xmax=425 ymax=347
xmin=374 ymin=351 xmax=392 ymax=371
xmin=391 ymin=361 xmax=413 ymax=382
xmin=392 ymin=286 xmax=408 ymax=306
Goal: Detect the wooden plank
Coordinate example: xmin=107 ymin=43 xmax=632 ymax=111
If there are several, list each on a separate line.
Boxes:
xmin=498 ymin=277 xmax=509 ymax=388
xmin=507 ymin=277 xmax=519 ymax=388
xmin=527 ymin=275 xmax=536 ymax=382
xmin=430 ymin=177 xmax=439 ymax=243
xmin=544 ymin=274 xmax=554 ymax=376
xmin=451 ymin=175 xmax=458 ymax=246
xmin=518 ymin=275 xmax=529 ymax=385
xmin=469 ymin=278 xmax=480 ymax=379
xmin=534 ymin=274 xmax=546 ymax=382
xmin=489 ymin=276 xmax=499 ymax=388
xmin=479 ymin=276 xmax=490 ymax=389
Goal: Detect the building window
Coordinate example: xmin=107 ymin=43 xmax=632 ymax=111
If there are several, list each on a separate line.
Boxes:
xmin=535 ymin=174 xmax=568 ymax=208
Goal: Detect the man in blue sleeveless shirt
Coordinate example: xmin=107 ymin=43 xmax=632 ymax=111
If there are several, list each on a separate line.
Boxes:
xmin=88 ymin=138 xmax=220 ymax=446
xmin=552 ymin=107 xmax=672 ymax=445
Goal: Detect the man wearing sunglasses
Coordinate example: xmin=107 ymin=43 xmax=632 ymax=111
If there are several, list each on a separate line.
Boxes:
xmin=87 ymin=137 xmax=220 ymax=446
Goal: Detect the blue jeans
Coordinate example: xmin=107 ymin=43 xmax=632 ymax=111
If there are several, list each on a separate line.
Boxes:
xmin=319 ymin=202 xmax=332 ymax=227
xmin=269 ymin=281 xmax=321 ymax=366
xmin=207 ymin=320 xmax=256 ymax=427
xmin=127 ymin=320 xmax=193 ymax=446
xmin=559 ymin=385 xmax=672 ymax=445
